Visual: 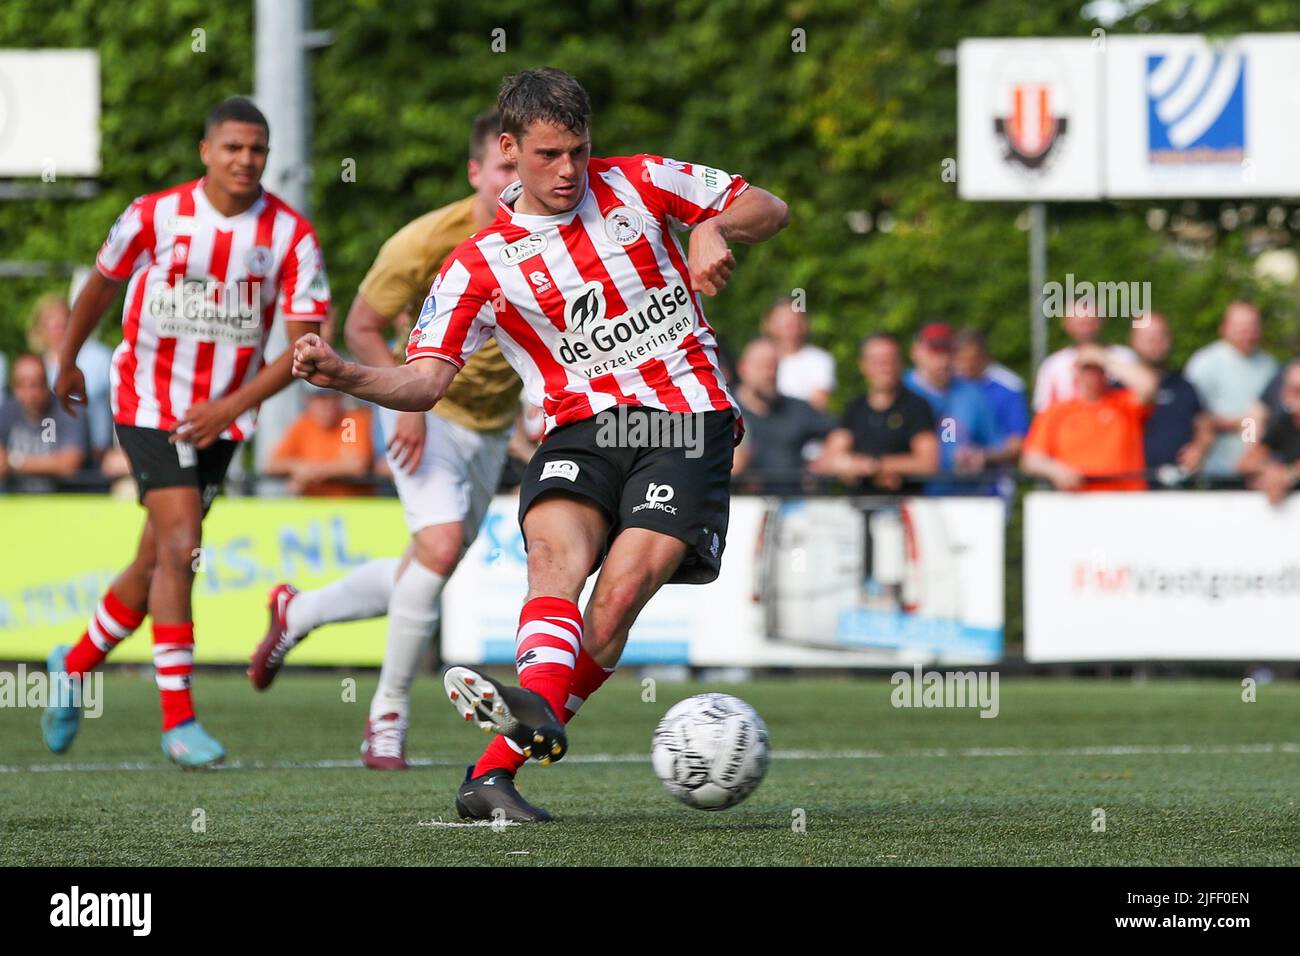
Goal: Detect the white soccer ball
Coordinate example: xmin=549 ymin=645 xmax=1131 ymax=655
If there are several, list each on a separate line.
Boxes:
xmin=650 ymin=693 xmax=770 ymax=810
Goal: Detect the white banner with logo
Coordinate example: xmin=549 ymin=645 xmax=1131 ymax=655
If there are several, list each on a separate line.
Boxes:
xmin=1105 ymin=34 xmax=1300 ymax=198
xmin=441 ymin=495 xmax=1004 ymax=668
xmin=959 ymin=34 xmax=1300 ymax=200
xmin=1025 ymin=491 xmax=1300 ymax=661
xmin=958 ymin=38 xmax=1104 ymax=200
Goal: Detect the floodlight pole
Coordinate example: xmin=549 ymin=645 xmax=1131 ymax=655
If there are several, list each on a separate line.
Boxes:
xmin=1028 ymin=202 xmax=1047 ymax=375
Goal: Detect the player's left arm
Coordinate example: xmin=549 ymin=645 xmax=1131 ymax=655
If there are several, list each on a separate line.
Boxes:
xmin=688 ymin=187 xmax=789 ymax=297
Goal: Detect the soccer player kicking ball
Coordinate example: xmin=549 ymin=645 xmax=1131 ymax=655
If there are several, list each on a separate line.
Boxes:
xmin=247 ymin=112 xmax=523 ymax=770
xmin=44 ymin=97 xmax=331 ymax=767
xmin=293 ymin=68 xmax=787 ymax=820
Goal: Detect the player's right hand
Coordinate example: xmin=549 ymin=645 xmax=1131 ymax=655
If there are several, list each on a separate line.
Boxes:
xmin=387 ymin=411 xmax=427 ymax=473
xmin=293 ymin=333 xmax=344 ymax=388
xmin=54 ymin=364 xmax=87 ymax=415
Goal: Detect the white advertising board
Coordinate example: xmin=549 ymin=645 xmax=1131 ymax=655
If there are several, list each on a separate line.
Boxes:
xmin=442 ymin=495 xmax=1004 ymax=668
xmin=958 ymin=34 xmax=1300 ymax=200
xmin=958 ymin=38 xmax=1103 ymax=200
xmin=0 ymin=50 xmax=101 ymax=177
xmin=1025 ymin=491 xmax=1300 ymax=661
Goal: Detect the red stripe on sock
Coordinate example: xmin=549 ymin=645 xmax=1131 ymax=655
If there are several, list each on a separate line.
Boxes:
xmin=103 ymin=589 xmax=145 ymax=630
xmin=65 ymin=590 xmax=145 ymax=676
xmin=472 ymin=596 xmax=583 ymax=778
xmin=154 ymin=622 xmax=196 ymax=730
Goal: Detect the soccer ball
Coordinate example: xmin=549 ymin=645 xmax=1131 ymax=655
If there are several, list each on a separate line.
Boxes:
xmin=650 ymin=693 xmax=770 ymax=810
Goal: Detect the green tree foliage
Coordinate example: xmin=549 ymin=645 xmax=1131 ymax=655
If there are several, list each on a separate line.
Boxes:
xmin=2 ymin=0 xmax=1298 ymax=400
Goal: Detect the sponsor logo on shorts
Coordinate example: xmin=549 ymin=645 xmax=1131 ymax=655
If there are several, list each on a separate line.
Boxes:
xmin=710 ymin=532 xmax=720 ymax=559
xmin=603 ymin=206 xmax=644 ymax=245
xmin=500 ymin=233 xmax=548 ymax=266
xmin=540 ymin=459 xmax=579 ymax=482
xmin=631 ymin=481 xmax=677 ymax=516
xmin=175 ymin=441 xmax=197 ymax=469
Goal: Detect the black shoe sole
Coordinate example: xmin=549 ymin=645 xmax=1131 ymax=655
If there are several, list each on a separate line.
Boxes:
xmin=442 ymin=666 xmax=568 ymax=766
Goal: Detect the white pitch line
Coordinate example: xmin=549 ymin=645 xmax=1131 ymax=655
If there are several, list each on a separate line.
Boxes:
xmin=0 ymin=742 xmax=1295 ymax=775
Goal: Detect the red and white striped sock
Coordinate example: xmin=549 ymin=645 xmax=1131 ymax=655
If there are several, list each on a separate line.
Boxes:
xmin=563 ymin=647 xmax=615 ymax=721
xmin=153 ymin=622 xmax=196 ymax=731
xmin=65 ymin=590 xmax=146 ymax=677
xmin=472 ymin=596 xmax=582 ymax=778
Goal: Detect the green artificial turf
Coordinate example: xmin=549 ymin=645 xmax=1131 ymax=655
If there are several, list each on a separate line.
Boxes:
xmin=1 ymin=671 xmax=1295 ymax=866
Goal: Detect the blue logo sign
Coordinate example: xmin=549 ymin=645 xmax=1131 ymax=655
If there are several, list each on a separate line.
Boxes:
xmin=1146 ymin=48 xmax=1245 ymax=165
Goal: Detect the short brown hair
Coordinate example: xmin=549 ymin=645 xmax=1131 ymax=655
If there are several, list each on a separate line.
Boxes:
xmin=469 ymin=110 xmax=502 ymax=164
xmin=497 ymin=68 xmax=591 ymax=141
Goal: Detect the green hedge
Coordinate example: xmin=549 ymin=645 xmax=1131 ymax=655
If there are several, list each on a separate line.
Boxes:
xmin=3 ymin=0 xmax=1299 ymax=404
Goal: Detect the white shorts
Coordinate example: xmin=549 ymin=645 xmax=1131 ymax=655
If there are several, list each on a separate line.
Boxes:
xmin=378 ymin=407 xmax=511 ymax=538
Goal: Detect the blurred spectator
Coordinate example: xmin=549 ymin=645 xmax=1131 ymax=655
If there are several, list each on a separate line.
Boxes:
xmin=811 ymin=333 xmax=938 ymax=489
xmin=904 ymin=323 xmax=1001 ymax=489
xmin=1032 ymin=302 xmax=1135 ymax=411
xmin=0 ymin=354 xmax=87 ymax=492
xmin=954 ymin=328 xmax=1030 ymax=465
xmin=732 ymin=338 xmax=833 ymax=484
xmin=763 ymin=297 xmax=834 ymax=410
xmin=1241 ymin=359 xmax=1300 ymax=505
xmin=266 ymin=388 xmax=375 ymax=496
xmin=1185 ymin=301 xmax=1278 ymax=476
xmin=1021 ymin=345 xmax=1158 ymax=491
xmin=31 ymin=293 xmax=114 ymax=457
xmin=0 ymin=352 xmax=8 ymax=410
xmin=1129 ymin=312 xmax=1213 ymax=473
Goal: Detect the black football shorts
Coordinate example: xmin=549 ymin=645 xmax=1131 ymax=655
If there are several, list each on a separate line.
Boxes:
xmin=116 ymin=424 xmax=239 ymax=516
xmin=517 ymin=407 xmax=737 ymax=585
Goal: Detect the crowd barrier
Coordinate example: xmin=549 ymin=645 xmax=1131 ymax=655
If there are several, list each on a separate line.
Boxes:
xmin=0 ymin=484 xmax=1294 ymax=665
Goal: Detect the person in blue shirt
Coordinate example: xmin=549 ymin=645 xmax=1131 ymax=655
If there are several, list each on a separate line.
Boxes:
xmin=953 ymin=327 xmax=1030 ymax=466
xmin=904 ymin=323 xmax=1002 ymax=494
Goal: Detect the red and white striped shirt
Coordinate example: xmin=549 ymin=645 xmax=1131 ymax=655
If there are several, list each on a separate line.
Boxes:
xmin=406 ymin=155 xmax=746 ymax=437
xmin=97 ymin=178 xmax=330 ymax=441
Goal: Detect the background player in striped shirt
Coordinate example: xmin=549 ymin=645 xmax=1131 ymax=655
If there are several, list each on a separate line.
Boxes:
xmin=294 ymin=68 xmax=787 ymax=820
xmin=247 ymin=112 xmax=523 ymax=770
xmin=43 ymin=97 xmax=331 ymax=767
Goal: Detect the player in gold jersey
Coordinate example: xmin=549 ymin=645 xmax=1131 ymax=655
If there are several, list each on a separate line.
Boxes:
xmin=247 ymin=112 xmax=522 ymax=768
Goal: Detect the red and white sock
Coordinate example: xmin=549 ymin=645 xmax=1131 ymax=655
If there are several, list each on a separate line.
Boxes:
xmin=473 ymin=596 xmax=582 ymax=778
xmin=65 ymin=590 xmax=146 ymax=677
xmin=153 ymin=622 xmax=196 ymax=731
xmin=564 ymin=647 xmax=615 ymax=721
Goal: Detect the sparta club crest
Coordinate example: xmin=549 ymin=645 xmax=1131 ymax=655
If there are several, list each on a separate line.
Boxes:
xmin=603 ymin=206 xmax=644 ymax=245
xmin=992 ymin=61 xmax=1070 ymax=171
